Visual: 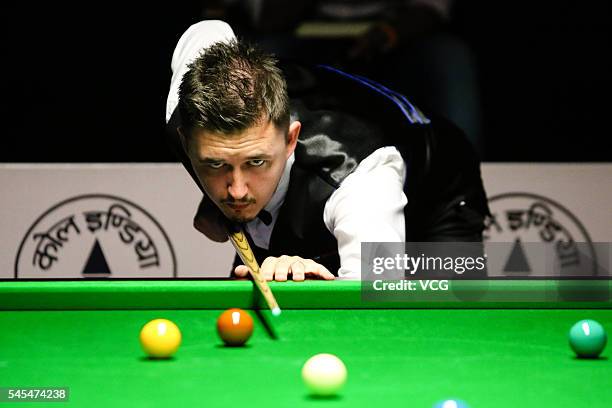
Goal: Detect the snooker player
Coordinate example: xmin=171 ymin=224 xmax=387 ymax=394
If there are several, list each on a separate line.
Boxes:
xmin=165 ymin=21 xmax=489 ymax=280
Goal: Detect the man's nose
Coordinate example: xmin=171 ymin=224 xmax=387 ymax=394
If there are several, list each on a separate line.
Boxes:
xmin=227 ymin=170 xmax=248 ymax=200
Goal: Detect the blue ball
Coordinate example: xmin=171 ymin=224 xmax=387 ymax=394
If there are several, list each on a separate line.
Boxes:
xmin=569 ymin=319 xmax=607 ymax=358
xmin=433 ymin=399 xmax=469 ymax=408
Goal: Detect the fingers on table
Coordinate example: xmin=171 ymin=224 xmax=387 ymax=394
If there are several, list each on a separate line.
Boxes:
xmin=261 ymin=257 xmax=278 ymax=281
xmin=291 ymin=260 xmax=305 ymax=282
xmin=233 ymin=264 xmax=250 ymax=278
xmin=303 ymin=260 xmax=335 ymax=280
xmin=259 ymin=256 xmax=335 ymax=281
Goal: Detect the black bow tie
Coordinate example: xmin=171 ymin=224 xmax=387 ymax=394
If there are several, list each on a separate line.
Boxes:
xmin=257 ymin=209 xmax=273 ymax=226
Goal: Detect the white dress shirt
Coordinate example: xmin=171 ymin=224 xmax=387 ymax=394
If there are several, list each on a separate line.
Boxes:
xmin=166 ymin=20 xmax=236 ymax=123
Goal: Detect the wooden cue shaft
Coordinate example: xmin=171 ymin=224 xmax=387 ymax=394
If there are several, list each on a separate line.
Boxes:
xmin=227 ymin=226 xmax=281 ymax=316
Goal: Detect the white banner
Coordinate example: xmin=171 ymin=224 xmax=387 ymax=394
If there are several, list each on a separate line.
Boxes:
xmin=0 ymin=164 xmax=234 ymax=279
xmin=481 ymin=163 xmax=611 ymax=278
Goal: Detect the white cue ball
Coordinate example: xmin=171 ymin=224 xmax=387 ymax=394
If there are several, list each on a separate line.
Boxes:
xmin=301 ymin=353 xmax=347 ymax=396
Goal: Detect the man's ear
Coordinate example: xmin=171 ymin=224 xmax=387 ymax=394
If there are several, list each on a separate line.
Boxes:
xmin=286 ymin=120 xmax=301 ymax=157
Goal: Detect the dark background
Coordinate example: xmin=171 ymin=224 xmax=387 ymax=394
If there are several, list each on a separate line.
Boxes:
xmin=1 ymin=1 xmax=609 ymax=163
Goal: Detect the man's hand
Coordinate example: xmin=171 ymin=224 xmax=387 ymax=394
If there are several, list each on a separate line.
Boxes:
xmin=234 ymin=255 xmax=335 ymax=281
xmin=193 ymin=195 xmax=228 ymax=242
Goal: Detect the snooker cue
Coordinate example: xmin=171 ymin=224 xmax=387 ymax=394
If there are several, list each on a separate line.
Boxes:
xmin=226 ymin=224 xmax=281 ymax=316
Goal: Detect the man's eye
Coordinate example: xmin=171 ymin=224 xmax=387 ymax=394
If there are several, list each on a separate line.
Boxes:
xmin=207 ymin=162 xmax=225 ymax=169
xmin=248 ymin=159 xmax=265 ymax=167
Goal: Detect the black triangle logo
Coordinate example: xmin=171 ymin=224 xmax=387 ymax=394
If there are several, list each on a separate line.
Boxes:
xmin=82 ymin=239 xmax=111 ymax=277
xmin=503 ymin=238 xmax=531 ymax=273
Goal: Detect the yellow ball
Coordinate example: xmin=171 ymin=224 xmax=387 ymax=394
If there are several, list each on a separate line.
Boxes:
xmin=139 ymin=319 xmax=182 ymax=358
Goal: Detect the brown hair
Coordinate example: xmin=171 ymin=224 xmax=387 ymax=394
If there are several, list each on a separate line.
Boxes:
xmin=178 ymin=39 xmax=290 ymax=137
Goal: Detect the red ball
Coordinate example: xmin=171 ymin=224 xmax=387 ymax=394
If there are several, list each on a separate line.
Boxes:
xmin=216 ymin=308 xmax=254 ymax=346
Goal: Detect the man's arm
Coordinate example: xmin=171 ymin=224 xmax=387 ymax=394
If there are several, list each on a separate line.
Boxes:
xmin=166 ymin=20 xmax=236 ymax=123
xmin=324 ymin=147 xmax=408 ymax=279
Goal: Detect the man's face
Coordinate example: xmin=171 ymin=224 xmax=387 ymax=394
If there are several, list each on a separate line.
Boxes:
xmin=184 ymin=120 xmax=300 ymax=223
